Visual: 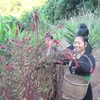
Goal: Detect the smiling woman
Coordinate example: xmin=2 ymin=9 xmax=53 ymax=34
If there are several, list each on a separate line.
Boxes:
xmin=73 ymin=36 xmax=88 ymax=54
xmin=62 ymin=35 xmax=95 ymax=100
xmin=68 ymin=23 xmax=92 ymax=54
xmin=53 ymin=35 xmax=95 ymax=100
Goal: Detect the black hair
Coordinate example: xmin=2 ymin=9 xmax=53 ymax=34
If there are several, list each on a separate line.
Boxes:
xmin=45 ymin=33 xmax=53 ymax=39
xmin=75 ymin=35 xmax=88 ymax=42
xmin=77 ymin=23 xmax=89 ymax=36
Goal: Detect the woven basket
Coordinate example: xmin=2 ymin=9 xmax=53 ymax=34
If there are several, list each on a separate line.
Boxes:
xmin=62 ymin=74 xmax=89 ymax=100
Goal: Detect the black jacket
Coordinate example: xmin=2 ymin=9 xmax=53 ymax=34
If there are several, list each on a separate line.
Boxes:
xmin=69 ymin=53 xmax=95 ymax=76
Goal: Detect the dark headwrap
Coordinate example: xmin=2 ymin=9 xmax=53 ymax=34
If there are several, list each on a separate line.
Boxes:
xmin=77 ymin=23 xmax=89 ymax=36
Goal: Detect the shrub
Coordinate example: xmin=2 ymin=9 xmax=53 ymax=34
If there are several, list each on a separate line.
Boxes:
xmin=41 ymin=0 xmax=98 ymax=23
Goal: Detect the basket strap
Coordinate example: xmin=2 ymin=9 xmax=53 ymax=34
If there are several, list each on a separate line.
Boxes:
xmin=83 ymin=54 xmax=94 ymax=73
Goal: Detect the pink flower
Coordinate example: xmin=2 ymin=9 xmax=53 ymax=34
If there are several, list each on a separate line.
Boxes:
xmin=50 ymin=32 xmax=56 ymax=34
xmin=0 ymin=45 xmax=5 ymax=49
xmin=7 ymin=38 xmax=13 ymax=43
xmin=29 ymin=23 xmax=35 ymax=30
xmin=25 ymin=36 xmax=30 ymax=42
xmin=0 ymin=57 xmax=3 ymax=62
xmin=15 ymin=40 xmax=20 ymax=46
xmin=53 ymin=39 xmax=60 ymax=45
xmin=6 ymin=50 xmax=11 ymax=55
xmin=0 ymin=56 xmax=6 ymax=62
xmin=55 ymin=25 xmax=63 ymax=28
xmin=5 ymin=64 xmax=14 ymax=71
xmin=34 ymin=24 xmax=38 ymax=29
xmin=28 ymin=46 xmax=32 ymax=50
xmin=24 ymin=36 xmax=30 ymax=44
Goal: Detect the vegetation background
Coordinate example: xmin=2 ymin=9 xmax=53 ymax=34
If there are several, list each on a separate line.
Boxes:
xmin=0 ymin=0 xmax=100 ymax=100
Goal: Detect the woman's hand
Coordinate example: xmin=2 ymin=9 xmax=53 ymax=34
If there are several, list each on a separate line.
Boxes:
xmin=67 ymin=51 xmax=76 ymax=60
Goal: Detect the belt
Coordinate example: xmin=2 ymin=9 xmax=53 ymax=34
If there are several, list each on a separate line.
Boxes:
xmin=84 ymin=75 xmax=90 ymax=81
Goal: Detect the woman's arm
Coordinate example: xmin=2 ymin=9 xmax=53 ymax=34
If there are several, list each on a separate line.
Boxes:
xmin=77 ymin=55 xmax=95 ymax=74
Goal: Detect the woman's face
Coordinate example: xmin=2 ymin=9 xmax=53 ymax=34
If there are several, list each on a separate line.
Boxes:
xmin=73 ymin=37 xmax=87 ymax=53
xmin=44 ymin=37 xmax=53 ymax=48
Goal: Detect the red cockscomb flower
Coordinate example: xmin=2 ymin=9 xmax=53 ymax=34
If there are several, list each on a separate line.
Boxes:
xmin=0 ymin=45 xmax=5 ymax=49
xmin=5 ymin=64 xmax=14 ymax=71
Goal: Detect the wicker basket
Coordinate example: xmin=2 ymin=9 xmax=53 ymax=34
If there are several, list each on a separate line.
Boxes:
xmin=62 ymin=74 xmax=89 ymax=100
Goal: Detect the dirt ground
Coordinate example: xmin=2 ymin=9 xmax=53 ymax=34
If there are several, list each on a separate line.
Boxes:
xmin=91 ymin=48 xmax=100 ymax=100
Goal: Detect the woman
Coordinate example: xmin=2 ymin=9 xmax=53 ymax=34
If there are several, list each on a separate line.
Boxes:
xmin=64 ymin=35 xmax=95 ymax=100
xmin=44 ymin=33 xmax=56 ymax=55
xmin=41 ymin=33 xmax=58 ymax=100
xmin=57 ymin=35 xmax=95 ymax=100
xmin=68 ymin=23 xmax=92 ymax=54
